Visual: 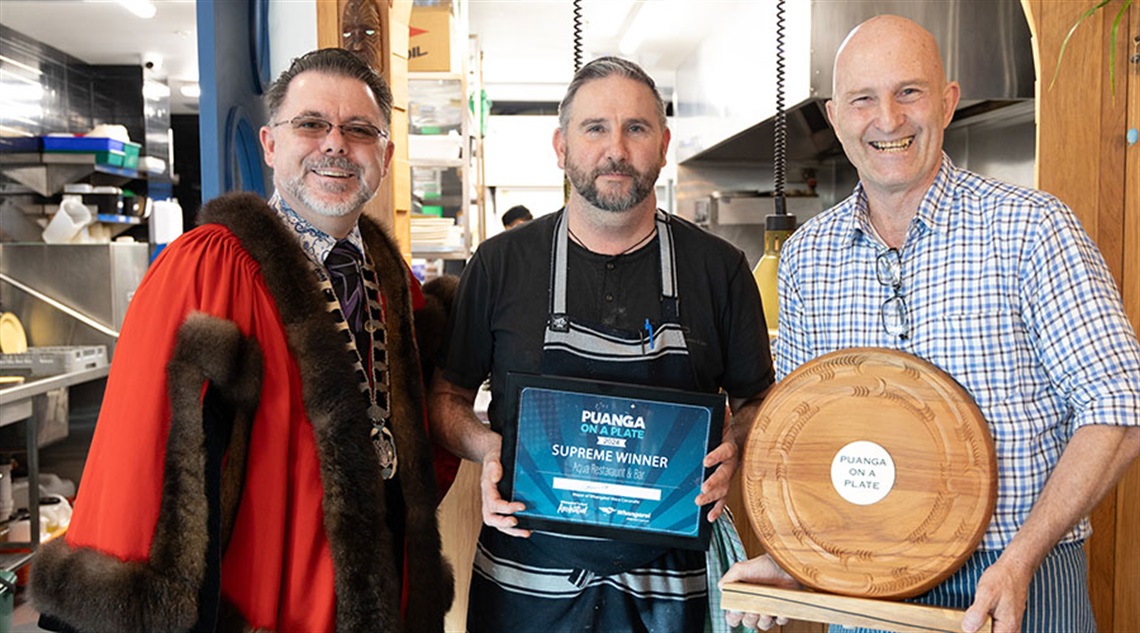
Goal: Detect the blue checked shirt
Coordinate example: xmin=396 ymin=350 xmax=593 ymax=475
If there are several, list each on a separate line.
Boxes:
xmin=777 ymin=154 xmax=1140 ymax=550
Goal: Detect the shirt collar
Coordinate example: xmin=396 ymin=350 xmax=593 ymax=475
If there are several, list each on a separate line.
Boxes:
xmin=267 ymin=192 xmax=365 ymax=264
xmin=843 ymin=152 xmax=957 ymax=248
xmin=914 ymin=153 xmax=956 ymax=235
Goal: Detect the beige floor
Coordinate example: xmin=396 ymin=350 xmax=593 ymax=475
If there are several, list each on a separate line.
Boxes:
xmin=11 ymin=587 xmax=49 ymax=632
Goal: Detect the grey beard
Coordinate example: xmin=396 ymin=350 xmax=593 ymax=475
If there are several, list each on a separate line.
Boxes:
xmin=281 ymin=157 xmax=373 ymax=218
xmin=566 ymin=159 xmax=657 ymax=212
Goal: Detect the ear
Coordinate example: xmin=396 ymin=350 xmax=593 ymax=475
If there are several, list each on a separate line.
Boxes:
xmin=941 ymin=81 xmax=961 ymax=128
xmin=553 ymin=127 xmax=567 ymax=170
xmin=380 ymin=137 xmax=395 ymax=179
xmin=659 ymin=127 xmax=671 ymax=166
xmin=260 ymin=126 xmax=276 ymax=168
xmin=825 ymin=99 xmax=837 ymax=129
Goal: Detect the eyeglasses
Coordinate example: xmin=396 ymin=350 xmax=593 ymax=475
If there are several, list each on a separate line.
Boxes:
xmin=272 ymin=116 xmax=390 ymax=144
xmin=875 ymin=248 xmax=910 ymax=340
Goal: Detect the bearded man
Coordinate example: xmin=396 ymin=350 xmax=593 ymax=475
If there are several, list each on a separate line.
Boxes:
xmin=428 ymin=56 xmax=774 ymax=632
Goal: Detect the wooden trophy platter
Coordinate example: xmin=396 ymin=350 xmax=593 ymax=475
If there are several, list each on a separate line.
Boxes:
xmin=740 ymin=347 xmax=997 ymax=600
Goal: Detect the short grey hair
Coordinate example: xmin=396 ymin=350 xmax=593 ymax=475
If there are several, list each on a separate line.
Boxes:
xmin=557 ymin=56 xmax=667 ymax=131
xmin=265 ymin=48 xmax=393 ymax=125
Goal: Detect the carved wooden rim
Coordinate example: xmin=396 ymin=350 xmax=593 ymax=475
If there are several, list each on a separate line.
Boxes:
xmin=742 ymin=348 xmax=997 ymax=599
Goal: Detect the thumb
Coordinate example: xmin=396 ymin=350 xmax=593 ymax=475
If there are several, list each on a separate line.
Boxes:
xmin=484 ymin=457 xmax=502 ymax=481
xmin=961 ymin=605 xmax=989 ymax=633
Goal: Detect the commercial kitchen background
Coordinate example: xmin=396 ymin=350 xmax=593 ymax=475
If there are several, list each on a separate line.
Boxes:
xmin=0 ymin=1 xmax=1136 ymax=631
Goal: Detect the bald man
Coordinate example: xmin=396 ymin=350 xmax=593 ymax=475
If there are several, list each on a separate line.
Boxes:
xmin=721 ymin=15 xmax=1140 ymax=633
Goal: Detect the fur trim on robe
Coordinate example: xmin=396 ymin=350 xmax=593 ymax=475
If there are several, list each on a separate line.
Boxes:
xmin=31 ymin=192 xmax=453 ymax=632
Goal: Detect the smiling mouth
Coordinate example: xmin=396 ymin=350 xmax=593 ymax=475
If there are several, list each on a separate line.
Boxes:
xmin=313 ymin=168 xmax=354 ymax=179
xmin=869 ymin=137 xmax=914 ymax=152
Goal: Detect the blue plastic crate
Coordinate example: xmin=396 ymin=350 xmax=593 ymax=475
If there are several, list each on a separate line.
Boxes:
xmin=41 ymin=136 xmax=125 ymax=154
xmin=122 ymin=142 xmax=141 ymax=169
xmin=0 ymin=137 xmax=41 ymax=153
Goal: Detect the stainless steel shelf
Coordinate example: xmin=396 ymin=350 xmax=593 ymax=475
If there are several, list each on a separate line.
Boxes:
xmin=0 ymin=551 xmax=35 ymax=573
xmin=0 ymin=366 xmax=110 ymax=412
xmin=407 ymin=63 xmax=482 ymax=260
xmin=0 ymin=153 xmax=139 ymax=197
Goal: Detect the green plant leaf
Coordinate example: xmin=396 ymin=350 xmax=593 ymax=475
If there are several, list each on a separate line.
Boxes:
xmin=1108 ymin=0 xmax=1133 ymax=97
xmin=1050 ymin=0 xmax=1135 ymax=96
xmin=1049 ymin=0 xmax=1114 ymax=91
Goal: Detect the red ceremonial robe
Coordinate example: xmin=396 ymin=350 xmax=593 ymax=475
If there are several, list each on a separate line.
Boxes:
xmin=30 ymin=192 xmax=453 ymax=632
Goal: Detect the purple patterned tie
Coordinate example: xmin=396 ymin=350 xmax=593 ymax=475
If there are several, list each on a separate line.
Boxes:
xmin=326 ymin=239 xmax=366 ymax=343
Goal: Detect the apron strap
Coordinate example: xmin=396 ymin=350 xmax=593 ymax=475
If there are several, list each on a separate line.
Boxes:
xmin=655 ymin=210 xmax=679 ymax=320
xmin=549 ymin=209 xmax=678 ymax=332
xmin=549 ymin=211 xmax=571 ymax=332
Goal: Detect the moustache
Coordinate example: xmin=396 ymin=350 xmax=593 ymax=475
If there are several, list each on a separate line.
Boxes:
xmin=593 ymin=160 xmax=638 ymax=178
xmin=305 ymin=156 xmax=363 ymax=177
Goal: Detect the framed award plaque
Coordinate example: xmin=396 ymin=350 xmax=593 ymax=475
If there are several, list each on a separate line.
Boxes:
xmin=499 ymin=373 xmax=726 ymax=551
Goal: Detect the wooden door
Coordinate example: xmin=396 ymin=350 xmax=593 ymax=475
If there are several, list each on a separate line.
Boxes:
xmin=1022 ymin=2 xmax=1140 ymax=631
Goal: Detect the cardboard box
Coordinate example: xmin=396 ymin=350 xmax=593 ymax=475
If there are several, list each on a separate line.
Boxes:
xmin=390 ymin=16 xmax=410 ymax=60
xmin=408 ymin=5 xmax=452 ymax=72
xmin=390 ymin=57 xmax=409 ymax=110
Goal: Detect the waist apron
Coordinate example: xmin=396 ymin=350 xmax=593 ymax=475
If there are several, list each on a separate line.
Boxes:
xmin=468 ymin=211 xmax=708 ymax=632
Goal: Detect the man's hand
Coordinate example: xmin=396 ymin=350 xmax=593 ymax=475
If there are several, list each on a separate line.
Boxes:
xmin=958 ymin=425 xmax=1140 ymax=633
xmin=699 ymin=392 xmax=766 ymax=522
xmin=480 ymin=448 xmax=531 ymax=537
xmin=960 ymin=556 xmax=1031 ymax=633
xmin=430 ymin=372 xmax=530 ymax=535
xmin=696 ymin=439 xmax=738 ymax=522
xmin=718 ymin=554 xmax=801 ymax=630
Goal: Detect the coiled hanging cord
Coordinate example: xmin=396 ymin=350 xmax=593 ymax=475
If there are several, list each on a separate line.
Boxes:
xmin=773 ymin=0 xmax=787 ymax=216
xmin=564 ymin=0 xmax=584 ymax=203
xmin=572 ymin=0 xmax=583 ymax=72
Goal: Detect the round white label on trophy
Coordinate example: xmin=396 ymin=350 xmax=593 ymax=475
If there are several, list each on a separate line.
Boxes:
xmin=830 ymin=440 xmax=896 ymax=505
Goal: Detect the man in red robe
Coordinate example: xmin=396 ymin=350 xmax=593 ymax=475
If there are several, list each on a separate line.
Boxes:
xmin=30 ymin=49 xmax=453 ymax=632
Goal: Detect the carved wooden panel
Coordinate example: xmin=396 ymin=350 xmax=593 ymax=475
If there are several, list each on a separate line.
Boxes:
xmin=317 ymin=0 xmax=413 ymax=250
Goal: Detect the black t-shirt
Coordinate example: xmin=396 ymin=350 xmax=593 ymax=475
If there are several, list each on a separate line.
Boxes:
xmin=439 ymin=209 xmax=774 ymax=430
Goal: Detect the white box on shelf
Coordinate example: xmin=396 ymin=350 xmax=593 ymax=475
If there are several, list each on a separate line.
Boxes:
xmin=408 ymin=133 xmax=463 ymax=161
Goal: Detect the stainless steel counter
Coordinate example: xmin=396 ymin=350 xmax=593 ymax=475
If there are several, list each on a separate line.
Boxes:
xmin=0 ymin=365 xmax=109 ymax=571
xmin=0 ymin=366 xmax=109 ymax=425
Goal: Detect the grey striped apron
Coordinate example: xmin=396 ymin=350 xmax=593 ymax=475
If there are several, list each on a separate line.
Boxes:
xmin=830 ymin=542 xmax=1094 ymax=633
xmin=468 ymin=209 xmax=709 ymax=632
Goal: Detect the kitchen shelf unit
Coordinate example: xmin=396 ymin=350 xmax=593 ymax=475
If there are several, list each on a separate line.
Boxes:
xmin=407 ymin=71 xmax=474 ymax=260
xmin=407 ymin=36 xmax=485 ymax=263
xmin=0 ymin=152 xmax=152 ymax=241
xmin=0 ymin=152 xmax=143 ymax=198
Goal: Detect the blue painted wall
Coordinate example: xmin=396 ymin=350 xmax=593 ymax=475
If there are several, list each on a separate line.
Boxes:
xmin=197 ymin=0 xmax=273 ymax=201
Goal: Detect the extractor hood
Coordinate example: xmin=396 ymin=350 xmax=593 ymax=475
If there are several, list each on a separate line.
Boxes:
xmin=674 ymin=0 xmax=1034 ymax=164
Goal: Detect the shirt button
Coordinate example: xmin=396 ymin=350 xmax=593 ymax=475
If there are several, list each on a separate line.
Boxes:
xmin=605 ymin=293 xmax=614 ymax=302
xmin=606 ymin=262 xmax=615 ymax=270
